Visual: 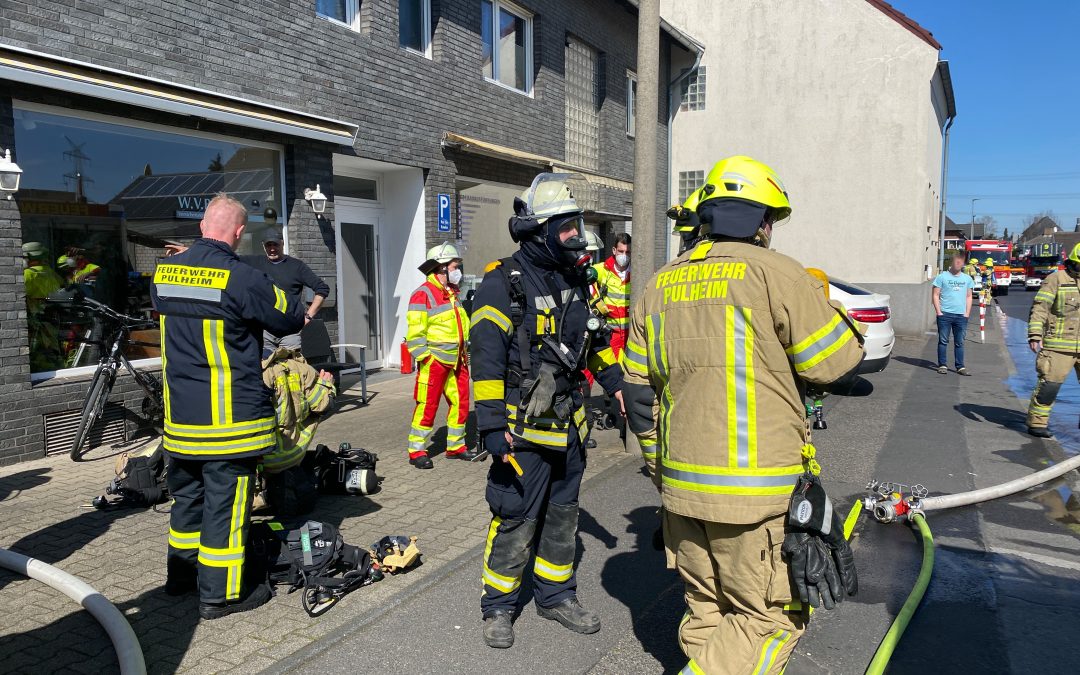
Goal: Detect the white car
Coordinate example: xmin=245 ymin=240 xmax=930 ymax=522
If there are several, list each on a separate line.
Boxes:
xmin=829 ymin=279 xmax=895 ymax=373
xmin=1026 ymin=276 xmax=1043 ymax=291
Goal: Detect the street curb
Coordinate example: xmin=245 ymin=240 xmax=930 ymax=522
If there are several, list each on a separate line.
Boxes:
xmin=262 ymin=450 xmax=642 ymax=674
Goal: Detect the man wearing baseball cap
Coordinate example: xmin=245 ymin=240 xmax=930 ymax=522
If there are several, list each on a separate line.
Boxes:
xmin=241 ymin=229 xmax=330 ymax=350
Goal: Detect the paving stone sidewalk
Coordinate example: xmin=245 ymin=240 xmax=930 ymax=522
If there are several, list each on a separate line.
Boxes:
xmin=0 ymin=373 xmax=631 ymax=674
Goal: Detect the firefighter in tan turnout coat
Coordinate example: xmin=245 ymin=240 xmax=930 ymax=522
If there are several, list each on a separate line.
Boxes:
xmin=622 ymin=156 xmax=865 ymax=674
xmin=1026 ymin=243 xmax=1080 ymax=438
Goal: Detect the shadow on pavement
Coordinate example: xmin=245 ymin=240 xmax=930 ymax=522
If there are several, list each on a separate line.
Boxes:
xmin=0 ymin=506 xmax=146 ymax=593
xmin=0 ymin=467 xmax=51 ymax=501
xmin=0 ymin=584 xmax=201 ymax=674
xmin=955 ymin=403 xmax=1029 ymax=432
xmin=892 ymin=355 xmax=940 ymax=371
xmin=599 ymin=505 xmax=686 ymax=674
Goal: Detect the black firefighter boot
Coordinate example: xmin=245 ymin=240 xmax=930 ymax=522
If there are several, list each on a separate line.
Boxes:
xmin=537 ymin=597 xmax=601 ymax=634
xmin=483 ymin=609 xmax=515 ymax=648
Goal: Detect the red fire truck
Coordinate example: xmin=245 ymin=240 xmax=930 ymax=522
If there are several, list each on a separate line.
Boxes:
xmin=965 ymin=240 xmax=1013 ymax=296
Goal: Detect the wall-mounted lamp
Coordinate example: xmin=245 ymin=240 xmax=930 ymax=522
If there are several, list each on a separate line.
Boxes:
xmin=0 ymin=148 xmax=23 ymax=198
xmin=263 ymin=206 xmax=278 ymax=227
xmin=304 ymin=184 xmax=327 ymax=214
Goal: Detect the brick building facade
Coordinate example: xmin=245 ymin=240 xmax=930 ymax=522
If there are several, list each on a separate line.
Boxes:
xmin=0 ymin=0 xmax=699 ymax=464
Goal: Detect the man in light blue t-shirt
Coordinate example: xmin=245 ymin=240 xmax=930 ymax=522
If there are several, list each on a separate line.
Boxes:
xmin=932 ymin=253 xmax=975 ymax=375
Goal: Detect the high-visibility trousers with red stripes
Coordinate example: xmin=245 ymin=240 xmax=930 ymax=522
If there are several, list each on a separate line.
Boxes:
xmin=408 ymin=357 xmax=470 ymax=459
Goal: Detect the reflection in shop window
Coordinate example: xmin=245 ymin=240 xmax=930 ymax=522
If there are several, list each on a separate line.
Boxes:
xmin=13 ymin=105 xmax=284 ymax=376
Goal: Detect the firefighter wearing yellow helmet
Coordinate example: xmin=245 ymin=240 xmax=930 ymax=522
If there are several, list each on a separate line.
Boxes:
xmin=404 ymin=241 xmax=480 ymax=469
xmin=623 ymin=156 xmax=865 ymax=674
xmin=1026 ymin=243 xmax=1080 ymax=438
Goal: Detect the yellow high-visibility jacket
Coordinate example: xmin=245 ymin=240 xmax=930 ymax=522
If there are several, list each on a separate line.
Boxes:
xmin=405 ymin=275 xmax=470 ymax=366
xmin=592 ymin=258 xmax=630 ymax=331
xmin=1029 ymin=270 xmax=1080 ymax=353
xmin=622 ymin=240 xmax=864 ymax=525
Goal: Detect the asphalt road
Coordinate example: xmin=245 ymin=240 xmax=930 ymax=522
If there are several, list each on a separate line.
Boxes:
xmin=278 ymin=297 xmax=1080 ymax=674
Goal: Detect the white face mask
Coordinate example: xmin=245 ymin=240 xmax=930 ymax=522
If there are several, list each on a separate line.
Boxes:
xmin=448 ymin=268 xmax=463 ymax=286
xmin=615 ymin=254 xmax=630 ymax=268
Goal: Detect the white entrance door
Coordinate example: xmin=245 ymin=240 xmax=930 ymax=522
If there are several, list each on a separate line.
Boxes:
xmin=335 ymin=203 xmax=384 ymax=369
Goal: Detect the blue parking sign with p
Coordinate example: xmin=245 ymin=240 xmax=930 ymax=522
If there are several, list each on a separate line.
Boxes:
xmin=438 ymin=194 xmax=451 ymax=233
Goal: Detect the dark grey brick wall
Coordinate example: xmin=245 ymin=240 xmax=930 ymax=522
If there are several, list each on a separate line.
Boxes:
xmin=0 ymin=0 xmax=685 ymax=463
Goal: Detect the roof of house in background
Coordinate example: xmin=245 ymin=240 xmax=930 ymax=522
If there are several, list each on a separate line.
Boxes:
xmin=865 ymin=0 xmax=943 ymax=50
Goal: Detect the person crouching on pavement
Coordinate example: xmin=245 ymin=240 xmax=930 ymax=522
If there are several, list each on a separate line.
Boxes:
xmin=1026 ymin=243 xmax=1080 ymax=438
xmin=153 ymin=193 xmax=305 ymax=619
xmin=404 ymin=243 xmax=483 ymax=469
xmin=932 ymin=253 xmax=974 ymax=375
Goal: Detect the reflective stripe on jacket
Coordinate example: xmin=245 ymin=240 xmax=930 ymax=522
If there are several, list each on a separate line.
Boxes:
xmin=261 ymin=348 xmax=337 ymax=473
xmin=622 ymin=240 xmax=864 ymax=524
xmin=405 ymin=276 xmax=470 ymax=366
xmin=1029 ymin=270 xmax=1080 ymax=353
xmin=592 ymin=257 xmax=630 ymax=330
xmin=151 ymin=238 xmax=305 ymax=460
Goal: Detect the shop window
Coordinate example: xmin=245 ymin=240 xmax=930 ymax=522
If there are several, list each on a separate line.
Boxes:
xmin=679 ymin=170 xmax=705 ymax=203
xmin=481 ymin=0 xmax=532 ymax=94
xmin=317 ymin=0 xmax=361 ymax=29
xmin=13 ymin=104 xmax=284 ymax=377
xmin=680 ymin=66 xmax=706 ymax=112
xmin=400 ymin=0 xmax=432 ymax=55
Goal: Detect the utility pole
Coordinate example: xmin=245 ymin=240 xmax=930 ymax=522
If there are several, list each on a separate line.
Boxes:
xmin=970 ymin=198 xmax=981 ymax=235
xmin=632 ymin=0 xmax=660 ymax=300
xmin=625 ymin=0 xmax=659 ymax=455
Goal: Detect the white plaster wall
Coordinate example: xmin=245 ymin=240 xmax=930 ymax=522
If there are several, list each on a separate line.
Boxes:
xmin=662 ymin=0 xmax=945 ymax=285
xmin=381 ymin=169 xmax=427 ymax=369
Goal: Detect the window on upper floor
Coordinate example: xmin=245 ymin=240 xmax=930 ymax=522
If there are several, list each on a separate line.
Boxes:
xmin=317 ymin=0 xmax=360 ymax=29
xmin=400 ymin=0 xmax=432 ymax=56
xmin=680 ymin=66 xmax=706 ymax=112
xmin=626 ymin=71 xmax=637 ymax=137
xmin=679 ymin=170 xmax=705 ymax=203
xmin=481 ymin=0 xmax=533 ymax=94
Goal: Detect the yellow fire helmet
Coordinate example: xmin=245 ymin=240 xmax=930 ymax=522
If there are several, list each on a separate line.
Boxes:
xmin=1069 ymin=243 xmax=1080 ymax=264
xmin=521 ymin=173 xmax=584 ymax=223
xmin=805 ymin=268 xmax=830 ymax=300
xmin=693 ymin=156 xmax=792 ymax=239
xmin=984 ymin=256 xmax=994 ymax=265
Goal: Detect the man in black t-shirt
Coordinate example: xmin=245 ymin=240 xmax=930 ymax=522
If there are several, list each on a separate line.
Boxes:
xmin=242 ymin=229 xmax=330 ymax=350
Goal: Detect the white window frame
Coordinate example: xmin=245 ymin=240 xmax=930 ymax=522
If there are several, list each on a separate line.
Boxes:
xmin=316 ymin=0 xmax=361 ymax=31
xmin=14 ymin=100 xmax=288 ymax=384
xmin=481 ymin=0 xmax=534 ymax=97
xmin=400 ymin=0 xmax=433 ymax=58
xmin=626 ymin=70 xmax=637 ymax=138
xmin=334 ymin=168 xmax=383 ymax=206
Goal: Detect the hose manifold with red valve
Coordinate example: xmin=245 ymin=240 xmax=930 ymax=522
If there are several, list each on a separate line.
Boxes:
xmin=863 ymin=481 xmax=928 ymax=524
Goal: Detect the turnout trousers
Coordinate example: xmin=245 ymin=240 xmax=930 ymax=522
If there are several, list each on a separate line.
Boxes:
xmin=1027 ymin=349 xmax=1080 ymax=429
xmin=664 ymin=510 xmax=806 ymax=675
xmin=408 ymin=357 xmax=470 ymax=459
xmin=480 ymin=434 xmax=586 ymax=616
xmin=166 ymin=456 xmax=258 ymax=604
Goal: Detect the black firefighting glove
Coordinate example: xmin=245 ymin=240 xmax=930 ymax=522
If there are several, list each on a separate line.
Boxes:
xmin=782 ymin=529 xmax=844 ymax=610
xmin=482 ymin=429 xmax=512 ymax=459
xmin=523 ymin=362 xmax=559 ymax=418
xmin=782 ymin=473 xmax=859 ymax=609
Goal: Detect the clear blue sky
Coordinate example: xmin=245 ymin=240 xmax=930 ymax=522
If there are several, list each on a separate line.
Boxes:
xmin=891 ymin=0 xmax=1080 ymax=237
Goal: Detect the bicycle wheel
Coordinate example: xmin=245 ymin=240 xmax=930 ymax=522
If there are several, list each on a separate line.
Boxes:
xmin=71 ymin=366 xmax=116 ymax=461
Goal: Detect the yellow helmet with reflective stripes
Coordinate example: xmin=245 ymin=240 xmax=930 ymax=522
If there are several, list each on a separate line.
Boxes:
xmin=1069 ymin=243 xmax=1080 ymax=264
xmin=698 ymin=156 xmax=791 ymax=217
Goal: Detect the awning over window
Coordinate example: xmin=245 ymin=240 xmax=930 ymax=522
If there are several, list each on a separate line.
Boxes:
xmin=0 ymin=44 xmax=358 ymax=145
xmin=442 ymin=132 xmax=634 ymax=193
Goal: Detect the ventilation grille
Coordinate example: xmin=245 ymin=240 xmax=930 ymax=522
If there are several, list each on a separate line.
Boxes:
xmin=43 ymin=404 xmax=127 ymax=456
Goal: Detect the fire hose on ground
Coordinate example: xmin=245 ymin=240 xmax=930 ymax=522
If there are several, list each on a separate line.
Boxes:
xmin=0 ymin=547 xmax=146 ymax=675
xmin=856 ymin=451 xmax=1080 ymax=674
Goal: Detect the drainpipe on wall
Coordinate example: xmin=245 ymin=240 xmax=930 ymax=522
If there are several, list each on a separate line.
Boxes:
xmin=665 ymin=47 xmax=703 ymax=263
xmin=936 ymin=60 xmax=957 ymax=273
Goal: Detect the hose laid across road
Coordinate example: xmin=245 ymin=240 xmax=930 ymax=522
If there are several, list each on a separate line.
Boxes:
xmin=0 ymin=547 xmax=145 ymax=675
xmin=921 ymin=451 xmax=1080 ymax=512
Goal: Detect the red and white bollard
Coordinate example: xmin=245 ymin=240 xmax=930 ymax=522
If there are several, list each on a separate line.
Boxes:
xmin=980 ymin=295 xmax=986 ymax=343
